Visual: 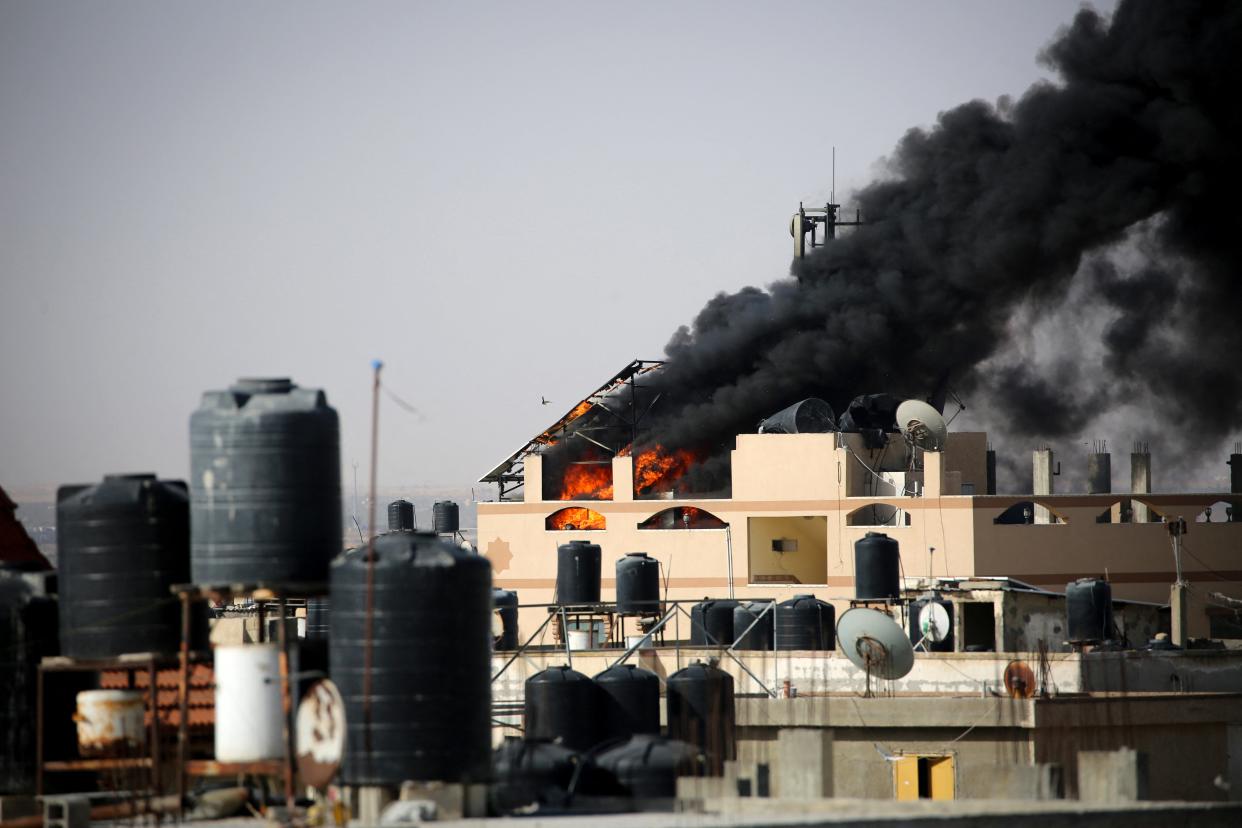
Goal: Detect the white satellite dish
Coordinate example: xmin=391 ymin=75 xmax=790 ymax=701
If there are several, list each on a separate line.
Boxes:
xmin=917 ymin=601 xmax=951 ymax=643
xmin=896 ymin=399 xmax=948 ymax=451
xmin=837 ymin=608 xmax=915 ymax=695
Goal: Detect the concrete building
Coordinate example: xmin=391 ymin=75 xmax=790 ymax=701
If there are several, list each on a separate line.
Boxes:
xmin=477 ymin=375 xmax=1242 ymax=640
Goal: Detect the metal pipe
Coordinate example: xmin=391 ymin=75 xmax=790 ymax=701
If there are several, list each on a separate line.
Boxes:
xmin=724 ymin=526 xmax=735 ymax=599
xmin=363 ymin=360 xmax=382 ymax=768
xmin=277 ymin=596 xmax=295 ymax=810
xmin=607 ymin=606 xmax=677 ymax=669
xmin=559 ymin=605 xmax=573 ymax=669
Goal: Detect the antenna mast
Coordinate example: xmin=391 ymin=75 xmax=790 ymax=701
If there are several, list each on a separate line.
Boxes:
xmin=790 ymin=145 xmax=865 ymax=258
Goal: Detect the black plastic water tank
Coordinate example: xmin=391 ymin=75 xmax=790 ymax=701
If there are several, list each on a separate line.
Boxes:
xmin=0 ymin=571 xmax=59 ymax=794
xmin=595 ymin=735 xmax=703 ymax=799
xmin=908 ymin=597 xmax=954 ymax=652
xmin=330 ymin=531 xmax=492 ymax=785
xmin=689 ymin=599 xmax=738 ymax=646
xmin=615 ymin=553 xmax=661 ymax=615
xmin=556 ymin=541 xmax=601 ymax=604
xmin=387 ymin=500 xmax=414 ymax=532
xmin=594 ymin=664 xmax=660 ymax=741
xmin=524 ymin=665 xmax=600 ymax=751
xmin=305 ymin=597 xmax=330 ymax=640
xmin=191 ymin=378 xmax=342 ymax=584
xmin=490 ymin=739 xmax=578 ymax=814
xmin=666 ymin=661 xmax=735 ymax=774
xmin=433 ymin=500 xmax=460 ymax=535
xmin=775 ymin=595 xmax=835 ymax=650
xmin=492 ymin=588 xmax=519 ymax=650
xmin=854 ymin=532 xmax=901 ymax=601
xmin=732 ymin=601 xmax=774 ymax=650
xmin=57 ymin=474 xmax=189 ymax=658
xmin=1066 ymin=578 xmax=1113 ymax=643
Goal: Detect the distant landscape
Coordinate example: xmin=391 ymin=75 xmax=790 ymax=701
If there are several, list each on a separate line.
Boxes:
xmin=7 ymin=482 xmax=490 ymax=565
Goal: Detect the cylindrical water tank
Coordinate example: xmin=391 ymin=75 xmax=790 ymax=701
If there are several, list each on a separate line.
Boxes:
xmin=524 ymin=666 xmax=600 ymax=751
xmin=775 ymin=595 xmax=835 ymax=650
xmin=757 ymin=398 xmax=836 ymax=434
xmin=0 ymin=573 xmax=59 ymax=794
xmin=854 ymin=532 xmax=901 ymax=601
xmin=666 ymin=662 xmax=735 ymax=775
xmin=214 ymin=644 xmax=284 ymax=762
xmin=490 ymin=739 xmax=578 ymax=814
xmin=615 ymin=553 xmax=661 ymax=615
xmin=908 ymin=598 xmax=954 ymax=652
xmin=305 ymin=598 xmax=330 ymax=640
xmin=595 ymin=664 xmax=660 ymax=742
xmin=732 ymin=601 xmax=774 ymax=650
xmin=57 ymin=474 xmax=189 ymax=658
xmin=596 ymin=735 xmax=703 ymax=798
xmin=433 ymin=500 xmax=460 ymax=535
xmin=492 ymin=588 xmax=519 ymax=650
xmin=689 ymin=599 xmax=738 ymax=646
xmin=1066 ymin=578 xmax=1113 ymax=643
xmin=190 ymin=377 xmax=342 ymax=584
xmin=387 ymin=499 xmax=414 ymax=532
xmin=331 ymin=531 xmax=492 ymax=784
xmin=556 ymin=541 xmax=601 ymax=604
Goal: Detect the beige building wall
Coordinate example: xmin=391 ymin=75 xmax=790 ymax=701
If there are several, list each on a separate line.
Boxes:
xmin=479 ymin=431 xmax=1242 ymax=640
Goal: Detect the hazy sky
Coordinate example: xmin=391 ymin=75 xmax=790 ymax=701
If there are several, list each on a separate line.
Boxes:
xmin=0 ymin=1 xmax=1109 ymax=493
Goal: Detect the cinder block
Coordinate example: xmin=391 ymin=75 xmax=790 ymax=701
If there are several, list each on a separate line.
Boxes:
xmin=43 ymin=795 xmax=90 ymax=828
xmin=1078 ymin=748 xmax=1149 ymax=802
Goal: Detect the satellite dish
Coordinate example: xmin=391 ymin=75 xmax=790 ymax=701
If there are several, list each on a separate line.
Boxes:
xmin=1003 ymin=661 xmax=1037 ymax=699
xmin=896 ymin=399 xmax=948 ymax=451
xmin=295 ymin=679 xmax=346 ymax=788
xmin=837 ymin=608 xmax=915 ymax=695
xmin=917 ymin=601 xmax=951 ymax=643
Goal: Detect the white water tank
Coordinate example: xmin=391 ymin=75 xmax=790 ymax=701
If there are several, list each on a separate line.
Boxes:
xmin=214 ymin=643 xmax=284 ymax=761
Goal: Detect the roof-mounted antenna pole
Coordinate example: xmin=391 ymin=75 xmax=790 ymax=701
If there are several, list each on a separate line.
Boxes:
xmin=831 ymin=145 xmax=836 ymax=205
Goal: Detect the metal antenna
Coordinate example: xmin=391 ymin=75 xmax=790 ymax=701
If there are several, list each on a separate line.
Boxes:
xmin=831 ymin=145 xmax=836 ymax=205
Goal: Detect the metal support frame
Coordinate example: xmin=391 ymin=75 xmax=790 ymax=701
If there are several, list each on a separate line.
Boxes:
xmin=170 ymin=581 xmax=327 ymax=821
xmin=36 ymin=653 xmax=170 ymax=822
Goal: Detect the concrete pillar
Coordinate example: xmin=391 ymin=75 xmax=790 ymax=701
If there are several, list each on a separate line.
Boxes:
xmin=1087 ymin=450 xmax=1111 ymax=494
xmin=986 ymin=448 xmax=997 ymax=495
xmin=1171 ymin=583 xmax=1190 ymax=648
xmin=923 ymin=450 xmax=944 ymax=498
xmin=612 ymin=455 xmax=634 ymax=502
xmin=1131 ymin=447 xmax=1151 ymax=523
xmin=524 ymin=455 xmax=543 ymax=502
xmin=353 ymin=786 xmax=396 ymax=824
xmin=1077 ymin=749 xmax=1148 ymax=802
xmin=1033 ymin=449 xmax=1054 ymax=525
xmin=773 ymin=728 xmax=833 ymax=798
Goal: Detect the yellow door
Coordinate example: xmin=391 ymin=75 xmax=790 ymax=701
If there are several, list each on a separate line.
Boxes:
xmin=893 ymin=755 xmax=955 ymax=800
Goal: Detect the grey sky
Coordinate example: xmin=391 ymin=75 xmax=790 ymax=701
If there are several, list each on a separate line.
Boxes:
xmin=0 ymin=1 xmax=1108 ymax=493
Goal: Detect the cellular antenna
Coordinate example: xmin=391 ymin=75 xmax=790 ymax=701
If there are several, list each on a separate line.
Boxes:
xmin=790 ymin=146 xmax=866 ymax=259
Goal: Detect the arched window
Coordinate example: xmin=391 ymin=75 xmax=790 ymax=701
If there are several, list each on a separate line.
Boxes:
xmin=637 ymin=506 xmax=727 ymax=530
xmin=545 ymin=507 xmax=606 ymax=531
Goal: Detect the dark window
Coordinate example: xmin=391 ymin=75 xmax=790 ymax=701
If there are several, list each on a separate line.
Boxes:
xmin=961 ymin=602 xmax=995 ymax=651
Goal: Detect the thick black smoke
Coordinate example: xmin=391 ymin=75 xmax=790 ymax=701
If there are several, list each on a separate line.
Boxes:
xmin=633 ymin=0 xmax=1242 ymax=493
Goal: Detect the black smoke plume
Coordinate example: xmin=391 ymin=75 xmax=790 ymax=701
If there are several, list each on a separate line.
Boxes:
xmin=630 ymin=0 xmax=1242 ymax=494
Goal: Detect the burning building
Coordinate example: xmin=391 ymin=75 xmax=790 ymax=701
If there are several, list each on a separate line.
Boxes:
xmin=479 ymin=362 xmax=1242 ymax=639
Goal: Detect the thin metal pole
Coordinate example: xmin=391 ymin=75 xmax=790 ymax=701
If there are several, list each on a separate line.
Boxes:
xmin=559 ymin=605 xmax=573 ymax=669
xmin=277 ymin=596 xmax=295 ymax=810
xmin=363 ymin=360 xmax=382 ymax=766
xmin=724 ymin=526 xmax=735 ymax=599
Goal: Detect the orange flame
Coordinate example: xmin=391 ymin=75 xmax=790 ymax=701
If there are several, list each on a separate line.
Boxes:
xmin=632 ymin=445 xmax=697 ymax=496
xmin=547 ymin=507 xmax=606 ymax=530
xmin=558 ymin=462 xmax=613 ymax=500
